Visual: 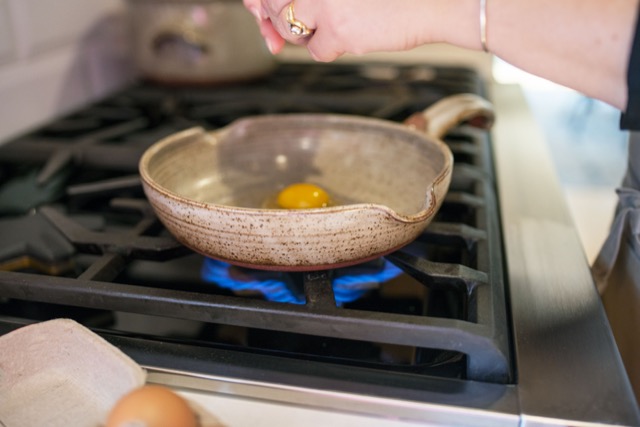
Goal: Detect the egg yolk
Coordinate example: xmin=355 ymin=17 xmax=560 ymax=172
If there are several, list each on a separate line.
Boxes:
xmin=276 ymin=183 xmax=330 ymax=209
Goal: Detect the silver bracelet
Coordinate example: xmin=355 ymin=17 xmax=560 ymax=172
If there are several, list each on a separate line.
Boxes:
xmin=480 ymin=0 xmax=489 ymax=52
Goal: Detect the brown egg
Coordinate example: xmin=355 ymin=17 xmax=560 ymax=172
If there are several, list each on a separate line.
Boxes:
xmin=106 ymin=385 xmax=198 ymax=427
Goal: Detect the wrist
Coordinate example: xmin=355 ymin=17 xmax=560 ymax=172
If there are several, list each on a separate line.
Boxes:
xmin=423 ymin=0 xmax=488 ymax=52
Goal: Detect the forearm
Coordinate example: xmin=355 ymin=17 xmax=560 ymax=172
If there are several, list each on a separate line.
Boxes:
xmin=443 ymin=0 xmax=639 ymax=110
xmin=340 ymin=0 xmax=639 ymax=110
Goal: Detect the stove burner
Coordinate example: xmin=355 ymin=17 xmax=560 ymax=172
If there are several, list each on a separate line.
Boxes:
xmin=201 ymin=259 xmax=304 ymax=304
xmin=332 ymin=259 xmax=404 ymax=303
xmin=0 ymin=256 xmax=75 ymax=276
xmin=0 ymin=212 xmax=76 ymax=274
xmin=201 ymin=258 xmax=403 ymax=305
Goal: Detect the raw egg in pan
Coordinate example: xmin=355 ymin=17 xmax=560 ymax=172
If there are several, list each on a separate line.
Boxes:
xmin=263 ymin=182 xmax=335 ymax=209
xmin=277 ymin=182 xmax=330 ymax=209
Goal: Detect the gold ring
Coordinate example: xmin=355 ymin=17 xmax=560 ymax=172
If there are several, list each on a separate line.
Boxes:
xmin=286 ymin=1 xmax=314 ymax=37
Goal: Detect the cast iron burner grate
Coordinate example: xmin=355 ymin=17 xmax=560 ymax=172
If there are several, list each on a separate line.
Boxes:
xmin=0 ymin=62 xmax=511 ymax=385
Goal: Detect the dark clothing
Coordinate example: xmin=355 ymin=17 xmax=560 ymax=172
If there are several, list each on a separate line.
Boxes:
xmin=621 ymin=5 xmax=640 ymax=130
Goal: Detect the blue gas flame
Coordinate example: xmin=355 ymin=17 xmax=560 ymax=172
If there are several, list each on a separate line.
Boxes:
xmin=201 ymin=259 xmax=304 ymax=304
xmin=201 ymin=258 xmax=403 ymax=305
xmin=333 ymin=261 xmax=404 ymax=303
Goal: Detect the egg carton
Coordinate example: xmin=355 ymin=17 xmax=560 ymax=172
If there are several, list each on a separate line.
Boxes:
xmin=0 ymin=318 xmax=146 ymax=427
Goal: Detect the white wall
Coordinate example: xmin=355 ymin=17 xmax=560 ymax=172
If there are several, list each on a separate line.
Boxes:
xmin=0 ymin=0 xmax=134 ymax=143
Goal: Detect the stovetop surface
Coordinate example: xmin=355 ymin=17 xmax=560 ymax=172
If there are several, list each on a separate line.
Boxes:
xmin=0 ymin=62 xmax=511 ymax=388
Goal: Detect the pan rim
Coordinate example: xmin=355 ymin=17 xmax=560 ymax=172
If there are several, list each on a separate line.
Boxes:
xmin=138 ymin=116 xmax=453 ymax=225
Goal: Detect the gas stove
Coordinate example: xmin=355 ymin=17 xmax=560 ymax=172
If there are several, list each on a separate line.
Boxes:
xmin=0 ymin=62 xmax=637 ymax=426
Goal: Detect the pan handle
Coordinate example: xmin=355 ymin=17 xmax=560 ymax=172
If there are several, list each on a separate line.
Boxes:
xmin=404 ymin=93 xmax=495 ymax=140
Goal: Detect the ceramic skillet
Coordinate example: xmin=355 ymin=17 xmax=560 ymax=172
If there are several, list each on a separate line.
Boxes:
xmin=139 ymin=93 xmax=494 ymax=271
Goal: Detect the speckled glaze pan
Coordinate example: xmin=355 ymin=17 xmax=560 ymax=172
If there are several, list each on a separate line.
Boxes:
xmin=139 ymin=94 xmax=494 ymax=271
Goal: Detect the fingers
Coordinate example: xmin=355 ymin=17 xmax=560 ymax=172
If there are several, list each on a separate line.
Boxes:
xmin=267 ymin=0 xmax=354 ymax=60
xmin=244 ymin=0 xmax=287 ymax=54
xmin=265 ymin=0 xmax=318 ymax=47
xmin=306 ymin=31 xmax=345 ymax=62
xmin=242 ymin=0 xmax=362 ymax=61
xmin=259 ymin=18 xmax=288 ymax=54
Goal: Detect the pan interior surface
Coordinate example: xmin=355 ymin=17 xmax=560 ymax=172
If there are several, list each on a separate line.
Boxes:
xmin=144 ymin=115 xmax=450 ymax=216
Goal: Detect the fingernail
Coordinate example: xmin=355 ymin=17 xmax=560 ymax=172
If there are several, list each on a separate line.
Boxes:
xmin=266 ymin=38 xmax=276 ymax=54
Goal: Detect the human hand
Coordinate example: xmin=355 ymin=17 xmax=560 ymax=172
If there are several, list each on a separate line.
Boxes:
xmin=243 ymin=0 xmax=437 ymax=62
xmin=243 ymin=0 xmax=287 ymax=56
